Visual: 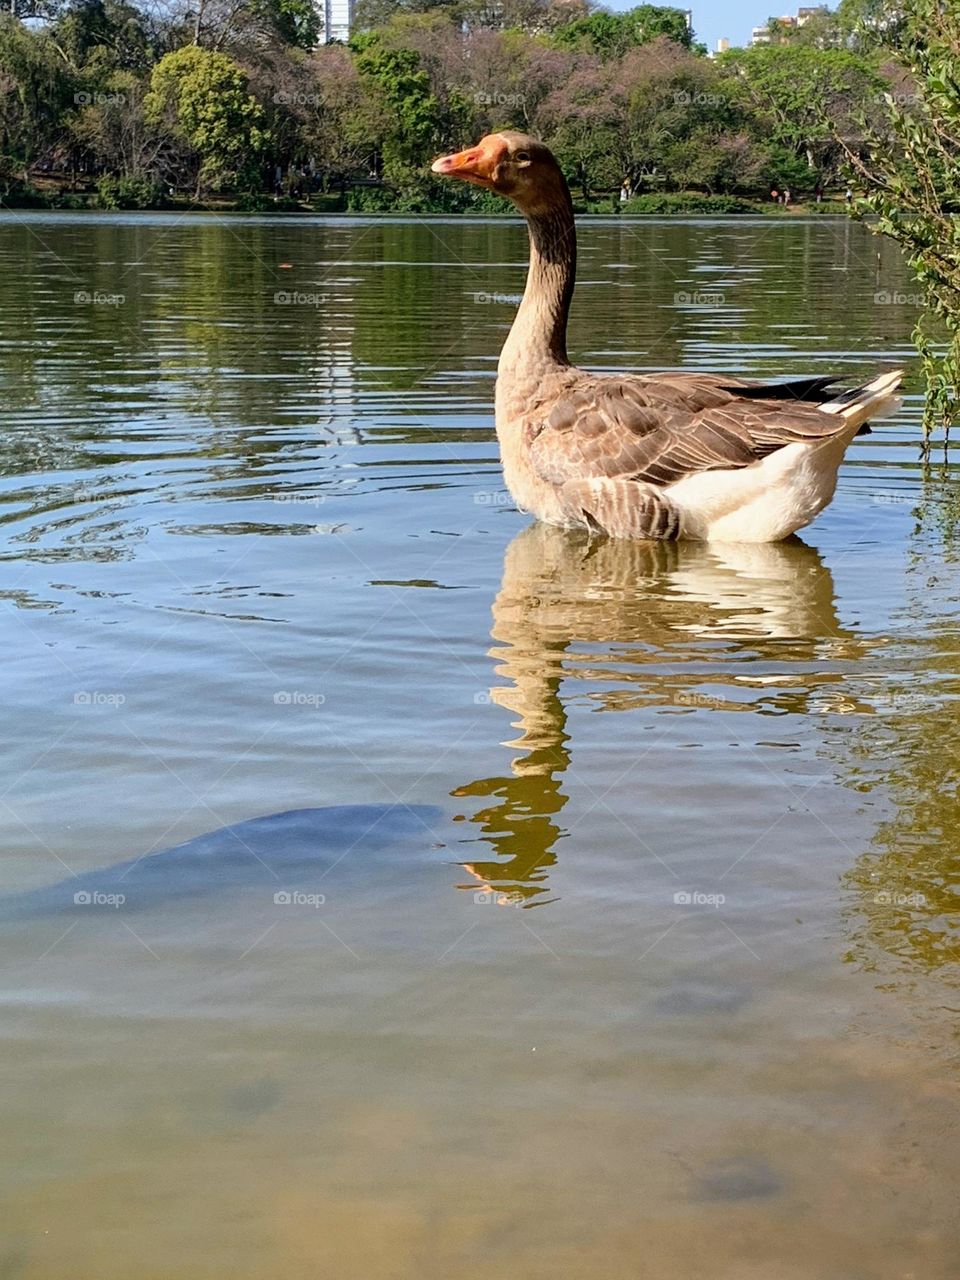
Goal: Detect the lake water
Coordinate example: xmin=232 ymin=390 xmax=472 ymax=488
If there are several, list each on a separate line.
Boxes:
xmin=0 ymin=212 xmax=958 ymax=1279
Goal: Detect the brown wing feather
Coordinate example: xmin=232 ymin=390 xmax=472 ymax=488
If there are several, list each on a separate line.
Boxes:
xmin=558 ymin=478 xmax=682 ymax=540
xmin=529 ymin=373 xmax=849 ymax=490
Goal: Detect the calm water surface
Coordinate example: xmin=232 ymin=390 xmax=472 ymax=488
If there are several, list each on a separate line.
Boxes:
xmin=1 ymin=212 xmax=959 ymax=1278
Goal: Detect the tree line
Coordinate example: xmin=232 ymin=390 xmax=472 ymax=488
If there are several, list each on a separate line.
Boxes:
xmin=0 ymin=0 xmax=906 ymax=210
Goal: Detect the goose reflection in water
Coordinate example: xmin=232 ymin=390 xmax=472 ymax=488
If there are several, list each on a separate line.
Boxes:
xmin=453 ymin=523 xmax=874 ymax=906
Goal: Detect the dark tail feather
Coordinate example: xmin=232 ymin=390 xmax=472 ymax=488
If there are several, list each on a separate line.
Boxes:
xmin=720 ymin=375 xmax=844 ymax=403
xmin=722 ymin=371 xmax=903 ymax=434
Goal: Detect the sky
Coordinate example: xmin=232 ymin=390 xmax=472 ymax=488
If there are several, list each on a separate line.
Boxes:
xmin=607 ymin=1 xmax=779 ymax=53
xmin=690 ymin=1 xmax=769 ymax=50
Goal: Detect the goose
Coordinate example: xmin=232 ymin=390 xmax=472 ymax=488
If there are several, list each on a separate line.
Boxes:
xmin=454 ymin=525 xmax=873 ymax=903
xmin=431 ymin=132 xmax=903 ymax=543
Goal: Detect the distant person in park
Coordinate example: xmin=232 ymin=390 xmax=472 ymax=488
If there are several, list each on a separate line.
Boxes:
xmin=770 ymin=188 xmax=780 ymax=203
xmin=783 ymin=188 xmax=792 ymax=205
xmin=845 ymin=188 xmax=854 ymax=205
xmin=620 ymin=180 xmax=630 ymax=204
xmin=815 ymin=185 xmax=824 ymax=203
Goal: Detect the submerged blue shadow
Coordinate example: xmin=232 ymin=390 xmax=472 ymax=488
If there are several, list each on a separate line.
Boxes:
xmin=1 ymin=804 xmax=444 ymax=920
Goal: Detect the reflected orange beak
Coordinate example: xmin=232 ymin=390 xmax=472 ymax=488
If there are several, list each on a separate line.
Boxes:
xmin=431 ymin=137 xmax=504 ymax=187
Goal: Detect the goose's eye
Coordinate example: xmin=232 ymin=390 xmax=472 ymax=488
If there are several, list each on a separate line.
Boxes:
xmin=515 ymin=152 xmax=531 ymax=164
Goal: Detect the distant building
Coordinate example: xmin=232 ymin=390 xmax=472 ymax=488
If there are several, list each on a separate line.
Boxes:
xmin=322 ymin=0 xmax=353 ymax=43
xmin=716 ymin=36 xmax=730 ymax=53
xmin=751 ymin=6 xmax=827 ymax=44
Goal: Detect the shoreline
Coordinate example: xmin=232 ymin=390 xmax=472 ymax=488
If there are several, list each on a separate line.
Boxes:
xmin=0 ymin=196 xmax=849 ymax=218
xmin=0 ymin=181 xmax=849 ymax=219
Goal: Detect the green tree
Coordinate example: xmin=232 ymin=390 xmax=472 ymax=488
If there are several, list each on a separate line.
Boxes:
xmin=1 ymin=0 xmax=65 ymax=21
xmin=721 ymin=43 xmax=883 ymax=173
xmin=762 ymin=9 xmax=840 ymax=47
xmin=836 ymin=0 xmax=960 ymax=447
xmin=619 ymin=40 xmax=752 ymax=193
xmin=188 ymin=0 xmax=319 ymax=51
xmin=144 ymin=44 xmax=268 ymax=193
xmin=0 ymin=0 xmax=920 ymax=216
xmin=539 ymin=59 xmax=622 ymax=200
xmin=551 ymin=3 xmax=695 ymax=59
xmin=256 ymin=0 xmax=319 ymax=47
xmin=70 ymin=70 xmax=165 ymax=179
xmin=836 ymin=0 xmax=907 ymax=50
xmin=459 ymin=0 xmax=589 ymax=34
xmin=0 ymin=15 xmax=73 ymax=189
xmin=52 ymin=0 xmax=157 ymax=76
xmin=350 ymin=29 xmax=459 ymax=201
xmin=352 ymin=0 xmax=453 ymax=32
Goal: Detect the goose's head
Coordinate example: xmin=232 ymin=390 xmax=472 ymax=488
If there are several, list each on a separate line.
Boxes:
xmin=431 ymin=132 xmax=567 ymax=215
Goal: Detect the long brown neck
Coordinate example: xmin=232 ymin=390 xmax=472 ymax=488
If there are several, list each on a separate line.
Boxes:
xmin=499 ymin=177 xmax=576 ymax=375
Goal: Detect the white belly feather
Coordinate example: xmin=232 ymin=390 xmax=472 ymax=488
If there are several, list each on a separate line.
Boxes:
xmin=665 ymin=432 xmax=852 ymax=542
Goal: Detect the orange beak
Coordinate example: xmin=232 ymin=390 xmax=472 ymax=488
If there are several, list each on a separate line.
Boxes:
xmin=431 ymin=136 xmax=504 ymax=187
